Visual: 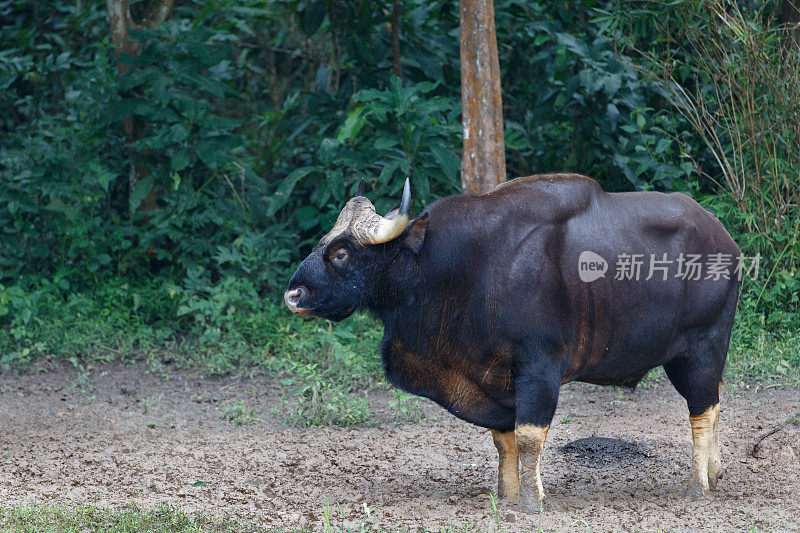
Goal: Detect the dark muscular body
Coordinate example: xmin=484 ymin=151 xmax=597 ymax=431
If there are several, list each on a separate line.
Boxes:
xmin=285 ymin=174 xmax=739 ymax=511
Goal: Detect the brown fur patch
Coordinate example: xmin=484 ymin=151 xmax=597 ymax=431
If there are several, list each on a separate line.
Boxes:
xmin=478 ymin=351 xmax=514 ymax=391
xmin=444 ymin=371 xmax=478 ymax=412
xmin=562 ymin=282 xmax=612 ymax=384
xmin=386 ymin=336 xmax=513 ymax=426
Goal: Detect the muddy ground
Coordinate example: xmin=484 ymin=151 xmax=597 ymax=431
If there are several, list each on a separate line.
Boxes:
xmin=1 ymin=363 xmax=799 ymax=531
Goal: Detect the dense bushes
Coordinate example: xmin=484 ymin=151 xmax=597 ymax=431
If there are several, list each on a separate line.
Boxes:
xmin=0 ymin=0 xmax=797 ymax=380
xmin=620 ymin=0 xmax=800 ymax=324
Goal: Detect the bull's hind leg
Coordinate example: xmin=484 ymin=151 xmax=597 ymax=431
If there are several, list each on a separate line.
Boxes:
xmin=688 ymin=403 xmax=721 ymax=495
xmin=664 ymin=358 xmax=723 ymax=497
xmin=491 ymin=429 xmax=519 ymax=499
xmin=707 ymin=393 xmax=722 ymax=489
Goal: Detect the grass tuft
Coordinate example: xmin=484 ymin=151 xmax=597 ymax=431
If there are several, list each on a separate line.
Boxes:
xmin=0 ymin=502 xmax=255 ymax=533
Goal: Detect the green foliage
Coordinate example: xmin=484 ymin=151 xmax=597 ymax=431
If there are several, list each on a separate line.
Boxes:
xmin=0 ymin=0 xmax=296 ymax=308
xmin=388 ymin=389 xmax=429 ymax=424
xmin=1 ymin=0 xmax=797 ymax=395
xmin=219 ymin=400 xmax=262 ymax=426
xmin=274 ymin=362 xmax=373 ymax=427
xmin=0 ymin=281 xmax=174 ymax=372
xmin=0 ymin=0 xmax=688 ymax=310
xmin=727 ymin=311 xmax=800 ymax=386
xmin=621 ymin=0 xmax=800 ymax=323
xmin=0 ymin=502 xmax=249 ymax=533
xmin=0 ymin=279 xmax=384 ymax=379
xmin=496 ymin=1 xmax=691 ymax=190
xmin=268 ymin=76 xmax=461 ymax=234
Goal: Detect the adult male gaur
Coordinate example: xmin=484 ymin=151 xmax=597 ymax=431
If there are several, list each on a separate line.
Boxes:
xmin=284 ymin=174 xmax=740 ymax=512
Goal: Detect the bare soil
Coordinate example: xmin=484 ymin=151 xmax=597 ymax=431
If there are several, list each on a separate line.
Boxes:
xmin=1 ymin=363 xmax=799 ymax=531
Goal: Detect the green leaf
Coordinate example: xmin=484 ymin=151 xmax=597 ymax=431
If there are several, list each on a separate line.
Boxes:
xmin=88 ymin=160 xmax=117 ymax=192
xmin=603 ymin=74 xmax=622 ymax=97
xmin=119 ymin=66 xmax=162 ymax=91
xmin=101 ymin=98 xmax=147 ymax=124
xmin=179 ymin=71 xmax=231 ymax=99
xmin=129 ymin=175 xmax=155 ymax=213
xmin=378 ymin=160 xmax=401 ymax=187
xmin=429 ymin=144 xmax=460 ymax=182
xmin=171 ymin=148 xmax=192 ymax=171
xmin=337 ymin=106 xmax=367 ymax=143
xmin=294 ymin=205 xmax=320 ymax=231
xmin=555 ymin=33 xmax=590 ymax=58
xmin=374 ymin=136 xmax=400 ymax=150
xmin=193 ymin=136 xmax=242 ymax=169
xmin=267 ymin=167 xmax=316 ymax=217
xmin=654 ymin=138 xmax=671 ymax=155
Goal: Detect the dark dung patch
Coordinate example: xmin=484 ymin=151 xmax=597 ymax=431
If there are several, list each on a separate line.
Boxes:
xmin=559 ymin=436 xmax=651 ymax=467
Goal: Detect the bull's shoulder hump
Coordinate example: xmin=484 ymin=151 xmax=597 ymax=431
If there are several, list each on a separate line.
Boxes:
xmin=480 ymin=173 xmax=601 ymax=222
xmin=486 ymin=173 xmax=602 ymax=196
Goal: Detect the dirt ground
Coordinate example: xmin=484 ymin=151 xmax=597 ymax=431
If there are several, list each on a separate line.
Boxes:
xmin=1 ymin=363 xmax=799 ymax=532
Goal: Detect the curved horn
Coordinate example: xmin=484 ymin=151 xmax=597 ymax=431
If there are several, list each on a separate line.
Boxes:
xmin=355 ymin=178 xmax=411 ymax=245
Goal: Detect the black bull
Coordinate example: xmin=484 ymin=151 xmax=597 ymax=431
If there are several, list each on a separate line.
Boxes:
xmin=285 ymin=174 xmax=740 ymax=512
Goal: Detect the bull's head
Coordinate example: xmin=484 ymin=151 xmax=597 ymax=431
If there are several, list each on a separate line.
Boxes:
xmin=284 ymin=178 xmax=428 ymax=321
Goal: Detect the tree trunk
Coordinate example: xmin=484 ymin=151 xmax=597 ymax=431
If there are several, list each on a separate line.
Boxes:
xmin=106 ymin=0 xmax=173 ymax=216
xmin=391 ymin=0 xmax=402 ymax=77
xmin=459 ymin=0 xmax=506 ymax=194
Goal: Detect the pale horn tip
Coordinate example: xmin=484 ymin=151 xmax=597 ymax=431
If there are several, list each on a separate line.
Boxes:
xmin=399 ymin=177 xmax=411 ymax=217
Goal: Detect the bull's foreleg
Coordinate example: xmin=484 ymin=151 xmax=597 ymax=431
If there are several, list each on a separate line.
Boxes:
xmin=491 ymin=429 xmax=519 ymax=499
xmin=687 ymin=402 xmax=722 ymax=496
xmin=516 ymin=424 xmax=549 ymax=512
xmin=515 ymin=370 xmax=559 ymax=513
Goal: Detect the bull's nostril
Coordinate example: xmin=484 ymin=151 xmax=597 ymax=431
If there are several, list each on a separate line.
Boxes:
xmin=284 ymin=286 xmax=307 ymax=305
xmin=284 ymin=286 xmax=311 ymax=316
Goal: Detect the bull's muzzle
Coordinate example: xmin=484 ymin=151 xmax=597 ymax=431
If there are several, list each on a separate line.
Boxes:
xmin=284 ymin=286 xmax=312 ymax=317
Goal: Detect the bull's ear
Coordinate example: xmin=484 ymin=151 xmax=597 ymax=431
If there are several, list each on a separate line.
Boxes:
xmin=401 ymin=212 xmax=428 ymax=253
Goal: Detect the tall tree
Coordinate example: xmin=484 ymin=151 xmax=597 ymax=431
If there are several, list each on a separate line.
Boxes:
xmin=391 ymin=0 xmax=402 ymax=77
xmin=106 ymin=0 xmax=173 ymax=74
xmin=459 ymin=0 xmax=506 ymax=194
xmin=106 ymin=0 xmax=173 ymax=214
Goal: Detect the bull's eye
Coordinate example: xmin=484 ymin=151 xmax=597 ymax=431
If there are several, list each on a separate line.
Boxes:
xmin=331 ymin=247 xmax=350 ymax=267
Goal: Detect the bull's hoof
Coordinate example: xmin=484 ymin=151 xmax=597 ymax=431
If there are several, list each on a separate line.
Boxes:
xmin=708 ymin=469 xmax=723 ymax=491
xmin=708 ymin=461 xmax=723 ymax=491
xmin=518 ymin=493 xmax=544 ymax=514
xmin=684 ymin=478 xmax=711 ymax=499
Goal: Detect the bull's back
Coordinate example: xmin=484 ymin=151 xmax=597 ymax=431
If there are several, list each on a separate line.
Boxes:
xmin=436 ymin=174 xmax=739 ymax=386
xmin=557 ymin=187 xmax=739 ymax=385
